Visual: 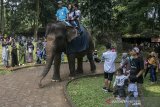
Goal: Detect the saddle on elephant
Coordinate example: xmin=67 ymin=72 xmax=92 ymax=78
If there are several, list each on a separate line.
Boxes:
xmin=64 ymin=23 xmax=89 ymax=55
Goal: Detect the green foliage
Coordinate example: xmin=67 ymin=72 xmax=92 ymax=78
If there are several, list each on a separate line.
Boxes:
xmin=80 ymin=0 xmax=160 ymax=40
xmin=1 ymin=0 xmax=160 ymax=38
xmin=114 ymin=0 xmax=160 ymax=34
xmin=81 ymin=0 xmax=112 ymax=32
xmin=1 ymin=0 xmax=57 ymax=34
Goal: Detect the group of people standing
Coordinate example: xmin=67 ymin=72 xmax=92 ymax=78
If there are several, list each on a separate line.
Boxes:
xmin=1 ymin=35 xmax=47 ymax=68
xmin=101 ymin=43 xmax=159 ymax=107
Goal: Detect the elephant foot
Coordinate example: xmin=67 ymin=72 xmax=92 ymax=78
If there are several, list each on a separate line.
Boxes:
xmin=52 ymin=75 xmax=61 ymax=82
xmin=69 ymin=73 xmax=76 ymax=77
xmin=51 ymin=79 xmax=61 ymax=82
xmin=38 ymin=83 xmax=44 ymax=88
xmin=38 ymin=76 xmax=44 ymax=88
xmin=69 ymin=73 xmax=76 ymax=80
xmin=91 ymin=66 xmax=96 ymax=73
xmin=69 ymin=76 xmax=75 ymax=80
xmin=91 ymin=69 xmax=96 ymax=74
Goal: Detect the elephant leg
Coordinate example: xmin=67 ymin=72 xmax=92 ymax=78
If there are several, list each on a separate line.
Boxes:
xmin=87 ymin=52 xmax=96 ymax=73
xmin=52 ymin=53 xmax=61 ymax=81
xmin=67 ymin=54 xmax=76 ymax=77
xmin=76 ymin=57 xmax=83 ymax=74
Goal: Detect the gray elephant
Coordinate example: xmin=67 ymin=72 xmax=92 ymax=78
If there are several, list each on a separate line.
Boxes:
xmin=39 ymin=22 xmax=96 ymax=87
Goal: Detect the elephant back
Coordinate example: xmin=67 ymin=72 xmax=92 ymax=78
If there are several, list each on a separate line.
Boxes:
xmin=66 ymin=25 xmax=89 ymax=54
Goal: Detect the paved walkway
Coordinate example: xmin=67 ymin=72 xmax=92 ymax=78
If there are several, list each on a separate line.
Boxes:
xmin=0 ymin=63 xmax=104 ymax=107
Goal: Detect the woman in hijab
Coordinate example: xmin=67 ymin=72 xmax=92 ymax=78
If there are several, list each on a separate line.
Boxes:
xmin=11 ymin=38 xmax=18 ymax=67
xmin=2 ymin=35 xmax=11 ymax=68
xmin=18 ymin=41 xmax=26 ymax=65
xmin=27 ymin=40 xmax=34 ymax=63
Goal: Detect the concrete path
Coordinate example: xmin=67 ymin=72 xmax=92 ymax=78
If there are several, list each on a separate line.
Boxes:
xmin=0 ymin=63 xmax=104 ymax=107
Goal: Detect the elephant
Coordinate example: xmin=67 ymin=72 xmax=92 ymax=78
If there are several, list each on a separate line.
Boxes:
xmin=38 ymin=21 xmax=96 ymax=87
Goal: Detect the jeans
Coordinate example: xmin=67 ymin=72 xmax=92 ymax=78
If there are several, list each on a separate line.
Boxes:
xmin=125 ymin=96 xmax=139 ymax=107
xmin=150 ymin=65 xmax=157 ymax=82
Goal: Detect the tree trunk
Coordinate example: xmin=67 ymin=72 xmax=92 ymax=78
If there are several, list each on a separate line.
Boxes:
xmin=34 ymin=0 xmax=40 ymax=41
xmin=110 ymin=32 xmax=123 ymax=53
xmin=0 ymin=0 xmax=4 ymax=33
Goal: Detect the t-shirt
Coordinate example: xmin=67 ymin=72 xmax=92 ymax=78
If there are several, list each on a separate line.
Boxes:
xmin=68 ymin=11 xmax=74 ymax=20
xmin=74 ymin=10 xmax=81 ymax=20
xmin=113 ymin=75 xmax=128 ymax=87
xmin=102 ymin=50 xmax=117 ymax=73
xmin=130 ymin=57 xmax=144 ymax=84
xmin=56 ymin=7 xmax=69 ymax=21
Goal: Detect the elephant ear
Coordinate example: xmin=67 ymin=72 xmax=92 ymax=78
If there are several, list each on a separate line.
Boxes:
xmin=66 ymin=26 xmax=78 ymax=42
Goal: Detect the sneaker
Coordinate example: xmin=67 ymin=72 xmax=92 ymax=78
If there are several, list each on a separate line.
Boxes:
xmin=102 ymin=87 xmax=108 ymax=92
xmin=107 ymin=89 xmax=113 ymax=93
xmin=115 ymin=96 xmax=121 ymax=100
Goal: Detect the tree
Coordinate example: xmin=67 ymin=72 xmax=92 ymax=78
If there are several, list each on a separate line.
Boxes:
xmin=0 ymin=0 xmax=4 ymax=33
xmin=34 ymin=0 xmax=40 ymax=40
xmin=81 ymin=0 xmax=112 ymax=32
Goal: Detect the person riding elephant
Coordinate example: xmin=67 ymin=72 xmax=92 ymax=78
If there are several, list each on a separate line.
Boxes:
xmin=38 ymin=22 xmax=96 ymax=87
xmin=56 ymin=1 xmax=69 ymax=22
xmin=67 ymin=3 xmax=82 ymax=35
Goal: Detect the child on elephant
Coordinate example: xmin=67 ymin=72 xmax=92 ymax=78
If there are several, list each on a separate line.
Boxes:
xmin=67 ymin=3 xmax=82 ymax=34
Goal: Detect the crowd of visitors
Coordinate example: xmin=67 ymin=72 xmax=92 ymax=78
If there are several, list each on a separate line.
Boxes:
xmin=0 ymin=35 xmax=47 ymax=68
xmin=101 ymin=42 xmax=159 ymax=107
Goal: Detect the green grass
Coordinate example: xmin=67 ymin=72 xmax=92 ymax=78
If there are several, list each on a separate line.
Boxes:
xmin=0 ymin=69 xmax=11 ymax=75
xmin=67 ymin=75 xmax=160 ymax=107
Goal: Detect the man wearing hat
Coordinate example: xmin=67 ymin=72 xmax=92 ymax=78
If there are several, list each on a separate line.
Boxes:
xmin=56 ymin=1 xmax=69 ymax=21
xmin=129 ymin=47 xmax=144 ymax=107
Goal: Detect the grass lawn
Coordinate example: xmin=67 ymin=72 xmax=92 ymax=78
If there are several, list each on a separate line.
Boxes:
xmin=67 ymin=75 xmax=160 ymax=107
xmin=0 ymin=69 xmax=11 ymax=75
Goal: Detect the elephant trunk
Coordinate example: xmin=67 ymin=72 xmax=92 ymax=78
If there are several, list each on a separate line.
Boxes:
xmin=38 ymin=34 xmax=56 ymax=87
xmin=39 ymin=52 xmax=55 ymax=87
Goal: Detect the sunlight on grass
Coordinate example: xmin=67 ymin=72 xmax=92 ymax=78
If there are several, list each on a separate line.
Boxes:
xmin=145 ymin=85 xmax=160 ymax=94
xmin=67 ymin=75 xmax=160 ymax=107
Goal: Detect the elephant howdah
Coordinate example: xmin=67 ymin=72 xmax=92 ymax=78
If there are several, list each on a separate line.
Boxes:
xmin=66 ymin=25 xmax=89 ymax=54
xmin=38 ymin=21 xmax=96 ymax=87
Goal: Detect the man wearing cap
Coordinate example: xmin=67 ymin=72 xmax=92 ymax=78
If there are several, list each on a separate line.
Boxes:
xmin=129 ymin=47 xmax=144 ymax=107
xmin=56 ymin=1 xmax=69 ymax=21
xmin=102 ymin=43 xmax=117 ymax=92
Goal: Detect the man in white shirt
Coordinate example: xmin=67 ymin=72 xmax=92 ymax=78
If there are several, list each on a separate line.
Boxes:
xmin=102 ymin=43 xmax=117 ymax=92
